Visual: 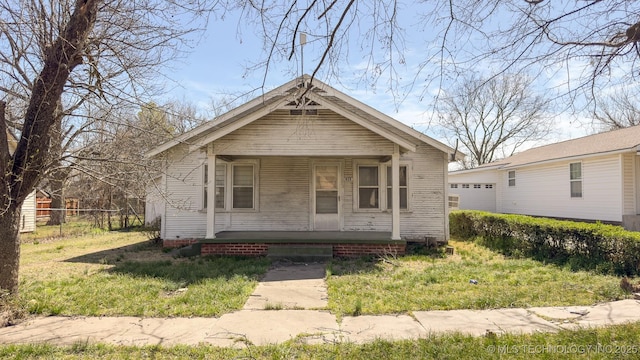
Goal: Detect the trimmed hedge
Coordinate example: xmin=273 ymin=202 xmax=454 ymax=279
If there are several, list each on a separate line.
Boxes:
xmin=450 ymin=210 xmax=640 ymax=276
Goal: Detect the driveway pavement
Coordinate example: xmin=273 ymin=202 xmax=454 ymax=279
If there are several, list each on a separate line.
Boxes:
xmin=1 ymin=262 xmax=639 ymax=347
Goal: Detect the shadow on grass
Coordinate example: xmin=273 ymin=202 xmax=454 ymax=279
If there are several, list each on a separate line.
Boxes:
xmin=108 ymin=256 xmax=271 ymax=285
xmin=63 ymin=240 xmax=162 ymax=264
xmin=64 ymin=240 xmax=271 ymax=284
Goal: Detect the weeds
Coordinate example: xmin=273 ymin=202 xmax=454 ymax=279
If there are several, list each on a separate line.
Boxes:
xmin=18 ymin=225 xmax=270 ymax=318
xmin=352 ymin=299 xmax=362 ymax=316
xmin=3 ymin=323 xmax=640 ymax=359
xmin=264 ymin=303 xmax=283 ymax=310
xmin=326 ymin=240 xmax=631 ymax=317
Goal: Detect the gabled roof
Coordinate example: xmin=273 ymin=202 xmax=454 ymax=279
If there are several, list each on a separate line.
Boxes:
xmin=147 ymin=75 xmax=463 ymax=160
xmin=453 ymin=125 xmax=640 ymax=173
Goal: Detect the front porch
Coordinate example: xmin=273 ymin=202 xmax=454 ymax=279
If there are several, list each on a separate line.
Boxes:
xmin=214 ymin=231 xmax=393 ymax=241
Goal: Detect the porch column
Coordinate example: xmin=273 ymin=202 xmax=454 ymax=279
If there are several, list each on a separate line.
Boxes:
xmin=391 ymin=144 xmax=401 ymax=240
xmin=206 ymin=148 xmax=216 ymax=239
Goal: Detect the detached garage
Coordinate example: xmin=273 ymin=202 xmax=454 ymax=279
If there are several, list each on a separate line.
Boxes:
xmin=448 ymin=165 xmax=500 ymax=212
xmin=449 ymin=182 xmax=496 ymax=212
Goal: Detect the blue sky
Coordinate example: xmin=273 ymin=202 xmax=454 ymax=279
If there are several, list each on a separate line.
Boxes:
xmin=162 ymin=8 xmax=596 ymax=150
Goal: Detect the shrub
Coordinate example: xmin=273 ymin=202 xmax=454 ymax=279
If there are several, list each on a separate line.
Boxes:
xmin=450 ymin=210 xmax=640 ymax=276
xmin=141 ymin=217 xmax=161 ymax=243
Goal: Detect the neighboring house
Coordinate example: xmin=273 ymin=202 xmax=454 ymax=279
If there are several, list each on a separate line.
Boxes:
xmin=36 ymin=189 xmax=80 ymax=218
xmin=448 ymin=125 xmax=640 ymax=230
xmin=6 ymin=130 xmax=36 ymax=233
xmin=146 ymin=75 xmax=463 ymax=256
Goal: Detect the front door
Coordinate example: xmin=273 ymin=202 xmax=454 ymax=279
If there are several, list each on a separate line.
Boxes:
xmin=314 ymin=164 xmax=341 ymax=231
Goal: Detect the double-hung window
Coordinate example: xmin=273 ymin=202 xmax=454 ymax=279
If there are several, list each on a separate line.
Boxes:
xmin=570 ymin=162 xmax=582 ymax=198
xmin=386 ymin=165 xmax=408 ymax=209
xmin=203 ymin=164 xmax=228 ymax=209
xmin=232 ymin=165 xmax=254 ymax=209
xmin=358 ymin=166 xmax=379 ymax=209
xmin=215 ymin=164 xmax=226 ymax=209
xmin=203 ymin=164 xmax=209 ymax=209
xmin=204 ymin=161 xmax=257 ymax=211
xmin=508 ymin=171 xmax=516 ymax=187
xmin=356 ymin=163 xmax=410 ymax=211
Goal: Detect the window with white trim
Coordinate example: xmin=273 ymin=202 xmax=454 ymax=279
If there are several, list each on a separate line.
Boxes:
xmin=462 ymin=184 xmax=469 ymax=189
xmin=450 ymin=184 xmax=458 ymax=189
xmin=570 ymin=162 xmax=582 ymax=198
xmin=203 ymin=164 xmax=227 ymax=209
xmin=508 ymin=171 xmax=516 ymax=187
xmin=473 ymin=184 xmax=481 ymax=189
xmin=448 ymin=194 xmax=460 ymax=209
xmin=203 ymin=164 xmax=208 ymax=209
xmin=386 ymin=165 xmax=408 ymax=209
xmin=214 ymin=164 xmax=226 ymax=209
xmin=232 ymin=165 xmax=254 ymax=209
xmin=204 ymin=160 xmax=258 ymax=211
xmin=485 ymin=184 xmax=493 ymax=189
xmin=358 ymin=165 xmax=379 ymax=209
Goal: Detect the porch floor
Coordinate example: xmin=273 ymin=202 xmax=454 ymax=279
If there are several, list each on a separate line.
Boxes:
xmin=208 ymin=231 xmax=400 ymax=244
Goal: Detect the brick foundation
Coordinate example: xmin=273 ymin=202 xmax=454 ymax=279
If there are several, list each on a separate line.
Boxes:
xmin=201 ymin=243 xmax=269 ymax=256
xmin=333 ymin=243 xmax=406 ymax=257
xmin=162 ymin=239 xmax=198 ymax=248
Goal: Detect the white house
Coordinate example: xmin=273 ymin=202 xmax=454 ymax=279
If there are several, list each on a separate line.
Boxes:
xmin=144 ymin=175 xmax=163 ymax=227
xmin=146 ymin=75 xmax=463 ymax=256
xmin=448 ymin=125 xmax=640 ymax=229
xmin=6 ymin=130 xmax=36 ymax=233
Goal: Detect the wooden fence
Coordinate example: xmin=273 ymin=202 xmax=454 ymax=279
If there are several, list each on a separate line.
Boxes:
xmin=36 ymin=198 xmax=80 ymax=217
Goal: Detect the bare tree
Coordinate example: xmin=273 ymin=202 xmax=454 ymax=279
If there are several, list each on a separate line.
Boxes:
xmin=67 ymin=101 xmax=203 ymax=230
xmin=437 ymin=74 xmax=551 ymax=168
xmin=0 ymin=0 xmax=211 ymax=295
xmin=240 ymin=1 xmax=640 ymax=113
xmin=592 ymin=88 xmax=640 ymax=130
xmin=426 ymin=1 xmax=640 ymax=112
xmin=0 ymin=0 xmax=210 ymax=227
xmin=236 ymin=1 xmax=406 ymax=96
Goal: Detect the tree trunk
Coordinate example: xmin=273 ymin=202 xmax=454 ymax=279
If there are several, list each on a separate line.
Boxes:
xmin=0 ymin=208 xmax=22 ymax=294
xmin=0 ymin=0 xmax=100 ymax=296
xmin=47 ymin=104 xmax=67 ymax=226
xmin=46 ymin=168 xmax=68 ymax=226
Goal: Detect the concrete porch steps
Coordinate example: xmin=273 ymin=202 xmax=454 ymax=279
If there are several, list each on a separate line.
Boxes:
xmin=267 ymin=244 xmax=333 ymax=262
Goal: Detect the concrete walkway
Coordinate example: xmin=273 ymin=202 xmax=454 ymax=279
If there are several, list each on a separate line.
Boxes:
xmin=243 ymin=263 xmax=328 ymax=310
xmin=1 ymin=263 xmax=640 ymax=347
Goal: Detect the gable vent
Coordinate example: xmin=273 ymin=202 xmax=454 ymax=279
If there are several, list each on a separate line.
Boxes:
xmin=289 ymin=109 xmax=318 ymax=116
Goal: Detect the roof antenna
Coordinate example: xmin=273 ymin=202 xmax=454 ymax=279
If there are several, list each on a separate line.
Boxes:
xmin=300 ymin=32 xmax=307 ymax=83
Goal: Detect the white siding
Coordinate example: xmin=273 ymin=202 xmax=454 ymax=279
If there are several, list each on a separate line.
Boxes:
xmin=145 ymin=177 xmax=164 ymax=226
xmin=19 ymin=191 xmax=36 ymax=233
xmin=449 ymin=170 xmax=499 ymax=184
xmin=449 ymin=170 xmax=499 ymax=212
xmin=451 ymin=185 xmax=496 ymax=212
xmin=216 ymin=157 xmax=311 ymax=231
xmin=163 ymin=145 xmax=207 ymax=240
xmin=500 ymin=155 xmax=623 ymax=222
xmin=161 ymin=146 xmax=448 ymax=241
xmin=342 ymin=144 xmax=448 ymax=242
xmin=402 ymin=145 xmax=448 ymax=241
xmin=213 ymin=110 xmax=396 ymax=156
xmin=622 ymin=153 xmax=636 ymax=215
